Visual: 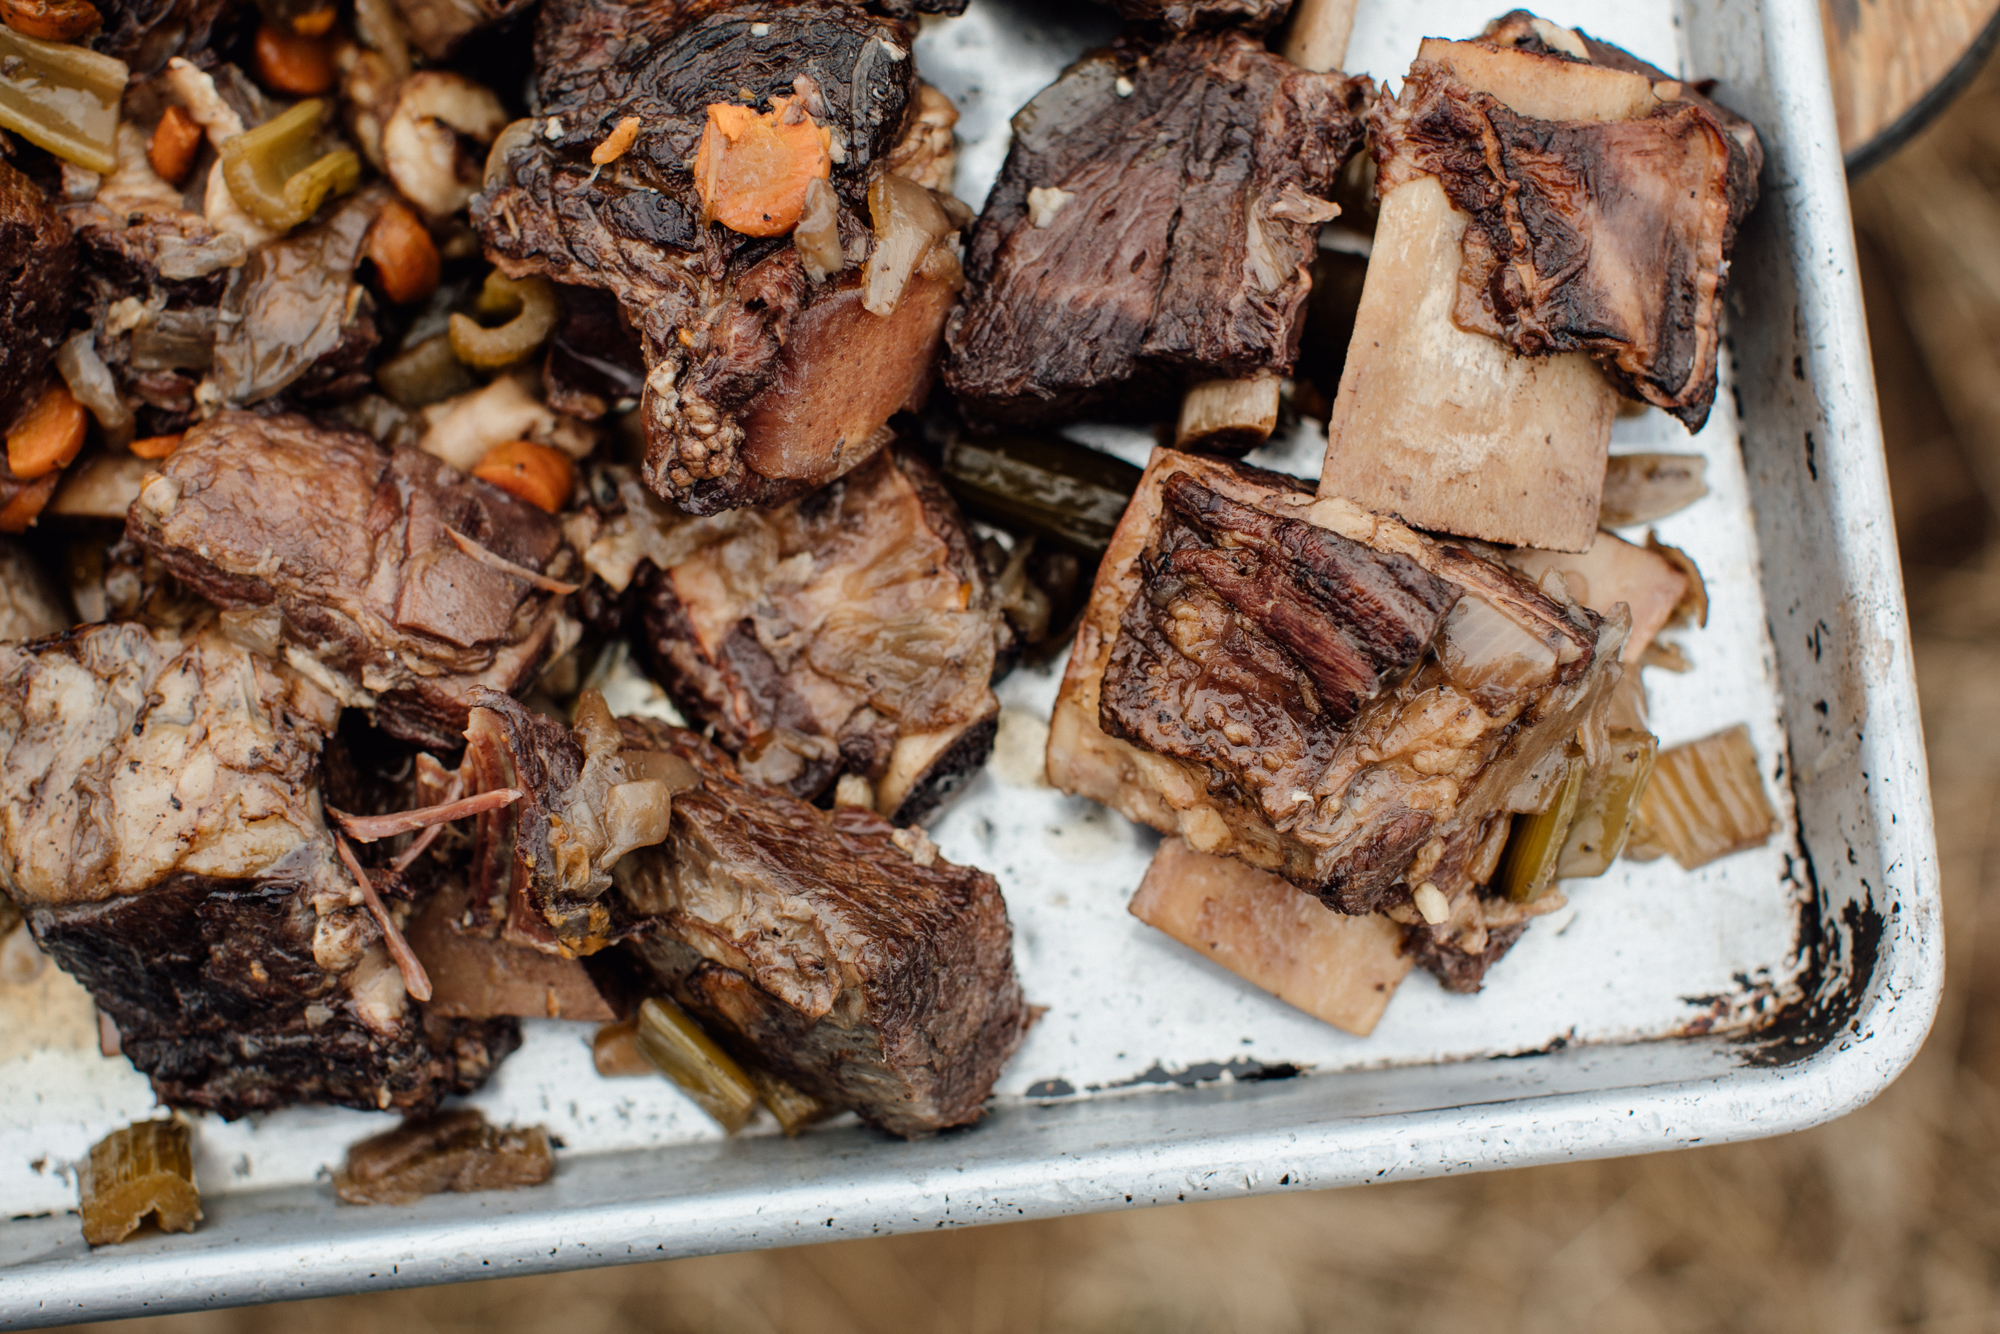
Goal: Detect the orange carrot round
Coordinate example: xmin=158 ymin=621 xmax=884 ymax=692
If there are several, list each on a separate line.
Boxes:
xmin=364 ymin=200 xmax=442 ymax=305
xmin=0 ymin=473 xmax=58 ymax=534
xmin=693 ymin=97 xmax=832 ymax=238
xmin=254 ymin=20 xmax=336 ymax=96
xmin=7 ymin=385 xmax=87 ymax=482
xmin=148 ymin=105 xmax=203 ymax=187
xmin=129 ymin=432 xmax=184 ymax=460
xmin=0 ymin=0 xmax=99 ymax=42
xmin=473 ymin=441 xmax=574 ymax=513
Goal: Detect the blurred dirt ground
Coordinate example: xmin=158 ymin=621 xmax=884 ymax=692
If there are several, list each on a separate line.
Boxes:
xmin=63 ymin=48 xmax=2000 ymax=1334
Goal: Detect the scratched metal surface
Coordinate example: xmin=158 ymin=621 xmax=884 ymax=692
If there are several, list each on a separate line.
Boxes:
xmin=0 ymin=0 xmax=1941 ymax=1323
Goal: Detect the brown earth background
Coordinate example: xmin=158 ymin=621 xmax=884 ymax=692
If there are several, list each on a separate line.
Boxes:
xmin=57 ymin=40 xmax=2000 ymax=1334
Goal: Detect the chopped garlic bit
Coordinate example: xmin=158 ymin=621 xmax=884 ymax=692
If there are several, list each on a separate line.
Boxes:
xmin=751 ymin=21 xmax=769 ymax=34
xmin=890 ymin=825 xmax=939 ymax=868
xmin=1114 ymin=76 xmax=1134 ymax=97
xmin=1412 ymin=882 xmax=1449 ymax=925
xmin=544 ymin=115 xmax=565 ymax=140
xmin=1027 ymin=185 xmax=1074 ymax=229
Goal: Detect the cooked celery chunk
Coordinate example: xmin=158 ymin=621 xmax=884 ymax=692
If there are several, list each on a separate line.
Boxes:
xmin=634 ymin=996 xmax=760 ymax=1133
xmin=1556 ymin=729 xmax=1659 ymax=878
xmin=78 ymin=1118 xmax=202 ymax=1246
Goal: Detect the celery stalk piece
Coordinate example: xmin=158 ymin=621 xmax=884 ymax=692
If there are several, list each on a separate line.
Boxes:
xmin=0 ymin=27 xmax=126 ymax=174
xmin=1500 ymin=748 xmax=1587 ymax=903
xmin=634 ymin=996 xmax=761 ymax=1134
xmin=220 ymin=99 xmax=360 ymax=231
xmin=78 ymin=1118 xmax=202 ymax=1246
xmin=1556 ymin=729 xmax=1659 ymax=878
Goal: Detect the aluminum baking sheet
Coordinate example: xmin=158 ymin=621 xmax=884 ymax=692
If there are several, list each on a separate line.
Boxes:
xmin=0 ymin=0 xmax=1941 ymax=1322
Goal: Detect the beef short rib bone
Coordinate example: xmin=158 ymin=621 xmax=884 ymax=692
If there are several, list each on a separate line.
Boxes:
xmin=1320 ymin=15 xmax=1760 ymax=552
xmin=1049 ymin=448 xmax=1626 ymax=917
xmin=575 ymin=450 xmax=1004 ymax=821
xmin=1131 ymin=837 xmax=1411 ymax=1036
xmin=0 ymin=623 xmax=517 ymax=1117
xmin=461 ymin=696 xmax=1026 ymax=1137
xmin=126 ymin=410 xmax=581 ymax=751
xmin=944 ymin=32 xmax=1367 ymax=427
xmin=473 ymin=0 xmax=968 ymax=515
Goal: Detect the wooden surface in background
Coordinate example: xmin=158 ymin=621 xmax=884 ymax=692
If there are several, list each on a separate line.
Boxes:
xmin=1822 ymin=0 xmax=2000 ymax=158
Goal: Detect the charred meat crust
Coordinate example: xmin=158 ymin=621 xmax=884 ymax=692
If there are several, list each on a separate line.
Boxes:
xmin=613 ymin=719 xmax=1026 ymax=1138
xmin=29 ymin=873 xmax=519 ymax=1118
xmin=125 ymin=411 xmax=579 ymax=751
xmin=90 ymin=0 xmax=235 ymax=73
xmin=0 ymin=161 xmax=78 ymax=429
xmin=945 ymin=33 xmax=1368 ymax=424
xmin=1400 ymin=917 xmax=1529 ymax=993
xmin=1371 ymin=32 xmax=1761 ymax=430
xmin=472 ymin=0 xmax=931 ymax=514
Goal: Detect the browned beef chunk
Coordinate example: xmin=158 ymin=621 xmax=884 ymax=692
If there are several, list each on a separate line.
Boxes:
xmin=391 ymin=0 xmax=533 ymax=58
xmin=0 ymin=160 xmax=78 ymax=428
xmin=124 ymin=411 xmax=580 ymax=750
xmin=1097 ymin=0 xmax=1288 ymax=33
xmin=1371 ymin=19 xmax=1762 ymax=430
xmin=91 ymin=0 xmax=236 ymax=73
xmin=544 ymin=285 xmax=648 ymax=421
xmin=1050 ymin=450 xmax=1626 ymax=918
xmin=573 ymin=451 xmax=1002 ymax=820
xmin=0 ymin=623 xmax=516 ymax=1118
xmin=460 ymin=693 xmax=1025 ymax=1136
xmin=473 ymin=0 xmax=966 ymax=515
xmin=944 ymin=34 xmax=1367 ymax=425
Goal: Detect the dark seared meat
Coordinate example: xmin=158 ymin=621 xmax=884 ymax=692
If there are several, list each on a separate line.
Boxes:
xmin=0 ymin=160 xmax=78 ymax=428
xmin=1051 ymin=450 xmax=1626 ymax=915
xmin=391 ymin=0 xmax=533 ymax=58
xmin=458 ymin=693 xmax=1025 ymax=1136
xmin=579 ymin=451 xmax=1002 ymax=820
xmin=945 ymin=34 xmax=1367 ymax=425
xmin=612 ymin=719 xmax=1025 ymax=1138
xmin=544 ymin=285 xmax=648 ymax=421
xmin=473 ymin=0 xmax=966 ymax=514
xmin=0 ymin=623 xmax=514 ymax=1118
xmin=91 ymin=0 xmax=235 ymax=73
xmin=1400 ymin=918 xmax=1529 ymax=993
xmin=33 ymin=872 xmax=520 ymax=1118
xmin=125 ymin=411 xmax=580 ymax=750
xmin=1097 ymin=0 xmax=1289 ymax=36
xmin=1371 ymin=28 xmax=1762 ymax=430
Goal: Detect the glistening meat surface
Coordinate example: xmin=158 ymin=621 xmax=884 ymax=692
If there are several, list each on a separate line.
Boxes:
xmin=125 ymin=411 xmax=580 ymax=750
xmin=946 ymin=32 xmax=1367 ymax=424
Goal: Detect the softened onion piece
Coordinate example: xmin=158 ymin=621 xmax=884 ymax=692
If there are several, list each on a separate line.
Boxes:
xmin=861 ymin=174 xmax=958 ymax=317
xmin=795 ymin=176 xmax=844 ymax=281
xmin=1599 ymin=453 xmax=1709 ymax=527
xmin=1436 ymin=593 xmax=1560 ymax=706
xmin=48 ymin=453 xmax=148 ymax=519
xmin=597 ymin=778 xmax=673 ymax=869
xmin=1625 ymin=723 xmax=1776 ymax=869
xmin=56 ymin=332 xmax=133 ymax=448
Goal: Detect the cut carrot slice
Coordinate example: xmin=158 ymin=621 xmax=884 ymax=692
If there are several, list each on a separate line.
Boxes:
xmin=473 ymin=441 xmax=574 ymax=513
xmin=7 ymin=385 xmax=87 ymax=482
xmin=364 ymin=200 xmax=441 ymax=305
xmin=693 ymin=97 xmax=832 ymax=238
xmin=148 ymin=105 xmax=202 ymax=186
xmin=129 ymin=433 xmax=184 ymax=460
xmin=254 ymin=20 xmax=336 ymax=96
xmin=0 ymin=473 xmax=58 ymax=533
